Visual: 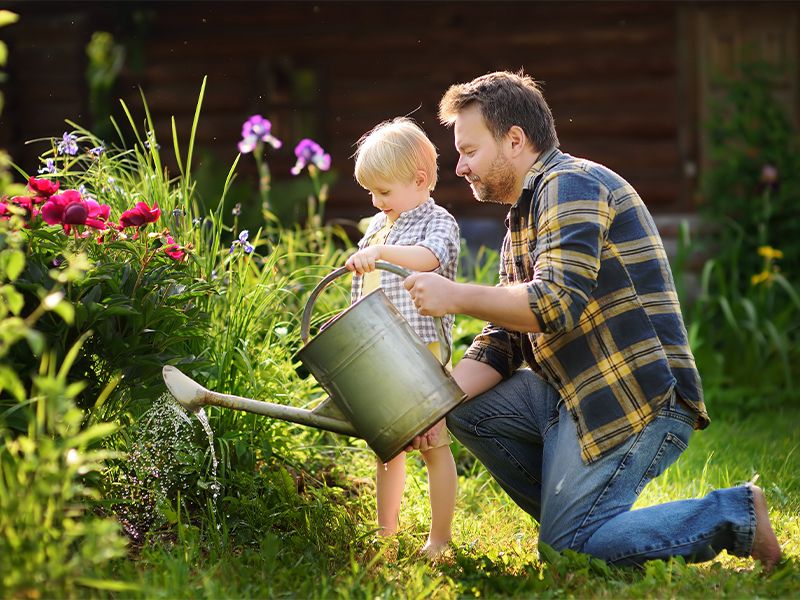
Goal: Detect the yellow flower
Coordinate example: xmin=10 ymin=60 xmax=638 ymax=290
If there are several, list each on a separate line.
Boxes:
xmin=751 ymin=270 xmax=772 ymax=286
xmin=757 ymin=246 xmax=784 ymax=260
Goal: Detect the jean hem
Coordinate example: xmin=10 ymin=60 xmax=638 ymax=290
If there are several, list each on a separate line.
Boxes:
xmin=735 ymin=484 xmax=757 ymax=558
xmin=601 ymin=524 xmax=724 ymax=564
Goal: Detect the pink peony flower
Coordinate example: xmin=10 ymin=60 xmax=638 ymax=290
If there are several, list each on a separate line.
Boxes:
xmin=119 ymin=201 xmax=161 ymax=228
xmin=27 ymin=177 xmax=60 ymax=198
xmin=41 ymin=189 xmax=111 ymax=230
xmin=163 ymin=234 xmax=186 ymax=261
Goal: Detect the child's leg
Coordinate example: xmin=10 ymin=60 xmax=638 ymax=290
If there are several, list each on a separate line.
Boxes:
xmin=376 ymin=452 xmax=406 ymax=536
xmin=420 ymin=443 xmax=457 ymax=555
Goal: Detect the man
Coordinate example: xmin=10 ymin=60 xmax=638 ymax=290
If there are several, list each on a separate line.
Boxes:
xmin=404 ymin=71 xmax=781 ymax=569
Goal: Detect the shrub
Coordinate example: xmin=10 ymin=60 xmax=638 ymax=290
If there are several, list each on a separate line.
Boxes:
xmin=0 ymin=218 xmax=129 ymax=597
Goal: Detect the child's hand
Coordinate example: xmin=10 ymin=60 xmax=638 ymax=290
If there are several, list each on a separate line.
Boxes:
xmin=345 ymin=246 xmax=381 ymax=274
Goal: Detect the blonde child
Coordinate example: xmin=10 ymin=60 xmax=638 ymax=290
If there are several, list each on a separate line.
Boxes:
xmin=345 ymin=117 xmax=460 ymax=558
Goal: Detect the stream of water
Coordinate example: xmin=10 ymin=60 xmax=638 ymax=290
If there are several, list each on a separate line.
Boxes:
xmin=194 ymin=406 xmax=221 ymax=501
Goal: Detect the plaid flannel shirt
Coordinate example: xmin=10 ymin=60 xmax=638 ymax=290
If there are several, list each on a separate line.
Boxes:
xmin=351 ymin=198 xmax=460 ymax=347
xmin=464 ymin=148 xmax=709 ymax=464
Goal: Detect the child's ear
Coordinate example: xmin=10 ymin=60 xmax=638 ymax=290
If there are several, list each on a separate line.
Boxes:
xmin=415 ymin=170 xmax=428 ymax=190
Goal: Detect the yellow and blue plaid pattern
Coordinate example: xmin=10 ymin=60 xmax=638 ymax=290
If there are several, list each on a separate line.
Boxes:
xmin=464 ymin=148 xmax=709 ymax=464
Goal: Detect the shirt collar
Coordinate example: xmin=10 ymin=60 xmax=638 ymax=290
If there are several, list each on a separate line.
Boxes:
xmin=394 ymin=197 xmax=434 ymax=224
xmin=522 ymin=147 xmax=561 ymax=190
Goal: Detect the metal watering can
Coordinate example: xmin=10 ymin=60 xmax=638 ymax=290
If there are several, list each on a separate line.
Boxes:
xmin=162 ymin=261 xmax=467 ymax=462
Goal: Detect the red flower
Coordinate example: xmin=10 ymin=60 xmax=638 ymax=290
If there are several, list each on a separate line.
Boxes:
xmin=41 ymin=189 xmax=111 ymax=231
xmin=28 ymin=177 xmax=60 ymax=198
xmin=0 ymin=201 xmax=10 ymax=220
xmin=2 ymin=196 xmax=40 ymax=221
xmin=163 ymin=234 xmax=186 ymax=261
xmin=119 ymin=201 xmax=160 ymax=229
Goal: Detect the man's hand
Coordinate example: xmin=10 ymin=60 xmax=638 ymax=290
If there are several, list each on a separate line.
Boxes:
xmin=345 ymin=246 xmax=381 ymax=274
xmin=405 ymin=418 xmax=446 ymax=452
xmin=404 ymin=272 xmax=455 ymax=317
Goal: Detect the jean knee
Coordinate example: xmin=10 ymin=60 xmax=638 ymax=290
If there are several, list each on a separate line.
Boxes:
xmin=445 ymin=406 xmax=470 ymax=440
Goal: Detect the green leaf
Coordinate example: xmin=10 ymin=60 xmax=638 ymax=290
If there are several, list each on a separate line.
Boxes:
xmin=51 ymin=299 xmax=75 ymax=325
xmin=24 ymin=329 xmax=44 ymax=355
xmin=1 ymin=248 xmax=25 ymax=281
xmin=0 ymin=364 xmax=25 ymax=400
xmin=75 ymin=578 xmax=141 ymax=592
xmin=0 ymin=41 xmax=7 ymax=68
xmin=537 ymin=542 xmax=562 ymax=564
xmin=1 ymin=284 xmax=24 ymax=315
xmin=71 ymin=422 xmax=118 ymax=447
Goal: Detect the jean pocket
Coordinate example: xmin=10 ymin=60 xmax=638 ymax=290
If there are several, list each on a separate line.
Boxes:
xmin=634 ymin=431 xmax=689 ymax=496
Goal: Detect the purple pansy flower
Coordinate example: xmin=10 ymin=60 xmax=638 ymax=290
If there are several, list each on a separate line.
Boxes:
xmin=57 ymin=132 xmax=79 ymax=156
xmin=291 ymin=138 xmax=331 ymax=175
xmin=238 ymin=115 xmax=282 ymax=154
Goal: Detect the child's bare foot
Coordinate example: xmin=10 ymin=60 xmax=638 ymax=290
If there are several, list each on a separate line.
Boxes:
xmin=420 ymin=538 xmax=450 ymax=560
xmin=748 ymin=484 xmax=781 ymax=572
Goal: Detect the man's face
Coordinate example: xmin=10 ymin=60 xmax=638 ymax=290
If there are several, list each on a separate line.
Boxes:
xmin=453 ymin=104 xmax=517 ymax=204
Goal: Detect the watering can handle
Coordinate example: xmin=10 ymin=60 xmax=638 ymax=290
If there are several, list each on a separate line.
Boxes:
xmin=300 ymin=261 xmax=452 ymax=365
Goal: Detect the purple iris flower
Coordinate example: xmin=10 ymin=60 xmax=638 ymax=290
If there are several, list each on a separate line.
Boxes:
xmin=291 ymin=138 xmax=331 ymax=175
xmin=230 ymin=229 xmax=254 ymax=254
xmin=89 ymin=145 xmax=106 ymax=158
xmin=38 ymin=158 xmax=57 ymax=175
xmin=238 ymin=115 xmax=282 ymax=154
xmin=57 ymin=132 xmax=79 ymax=156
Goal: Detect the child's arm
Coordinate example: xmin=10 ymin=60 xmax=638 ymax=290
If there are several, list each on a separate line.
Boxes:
xmin=345 ymin=244 xmax=439 ymax=274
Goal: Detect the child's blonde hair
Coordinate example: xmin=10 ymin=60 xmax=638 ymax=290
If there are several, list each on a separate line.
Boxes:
xmin=353 ymin=117 xmax=438 ymax=191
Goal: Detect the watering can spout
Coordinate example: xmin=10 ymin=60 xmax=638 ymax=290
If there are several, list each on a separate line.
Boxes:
xmin=162 ymin=261 xmax=467 ymax=463
xmin=163 ymin=365 xmax=207 ymax=413
xmin=161 ymin=366 xmax=358 ymax=437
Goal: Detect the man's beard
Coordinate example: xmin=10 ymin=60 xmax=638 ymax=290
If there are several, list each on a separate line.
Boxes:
xmin=469 ymin=153 xmax=517 ymax=204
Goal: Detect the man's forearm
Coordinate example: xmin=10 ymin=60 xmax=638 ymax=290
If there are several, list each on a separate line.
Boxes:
xmin=450 ymin=282 xmax=542 ymax=333
xmin=451 ymin=358 xmax=504 ymax=398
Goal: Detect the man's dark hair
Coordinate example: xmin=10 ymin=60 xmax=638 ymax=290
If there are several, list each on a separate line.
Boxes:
xmin=439 ymin=70 xmax=559 ymax=152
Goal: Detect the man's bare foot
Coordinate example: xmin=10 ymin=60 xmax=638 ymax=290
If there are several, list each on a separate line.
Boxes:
xmin=748 ymin=484 xmax=781 ymax=572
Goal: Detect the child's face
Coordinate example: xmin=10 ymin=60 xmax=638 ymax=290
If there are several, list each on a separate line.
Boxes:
xmin=367 ymin=174 xmax=428 ymax=221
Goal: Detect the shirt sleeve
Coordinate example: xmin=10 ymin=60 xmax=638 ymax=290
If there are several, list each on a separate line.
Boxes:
xmin=416 ymin=211 xmax=460 ymax=274
xmin=350 ymin=215 xmax=384 ymax=303
xmin=527 ymin=171 xmax=613 ymax=334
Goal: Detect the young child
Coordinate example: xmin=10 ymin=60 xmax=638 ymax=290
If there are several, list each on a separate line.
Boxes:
xmin=345 ymin=117 xmax=460 ymax=558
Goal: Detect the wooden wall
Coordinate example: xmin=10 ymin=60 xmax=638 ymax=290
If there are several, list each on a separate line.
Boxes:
xmin=8 ymin=1 xmax=793 ymax=229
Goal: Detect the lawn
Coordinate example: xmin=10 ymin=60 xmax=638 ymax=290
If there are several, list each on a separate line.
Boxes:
xmin=107 ymin=403 xmax=799 ymax=598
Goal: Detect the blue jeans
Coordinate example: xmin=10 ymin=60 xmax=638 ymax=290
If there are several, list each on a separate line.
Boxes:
xmin=446 ymin=369 xmax=755 ymax=566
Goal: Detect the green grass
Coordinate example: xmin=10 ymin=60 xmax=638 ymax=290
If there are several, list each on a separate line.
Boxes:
xmin=98 ymin=406 xmax=799 ymax=598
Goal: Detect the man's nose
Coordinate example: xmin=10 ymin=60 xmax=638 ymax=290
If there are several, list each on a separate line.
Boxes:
xmin=456 ymin=157 xmax=469 ymax=177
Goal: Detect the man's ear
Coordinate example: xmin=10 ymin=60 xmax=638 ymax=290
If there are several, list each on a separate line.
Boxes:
xmin=508 ymin=125 xmax=528 ymax=157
